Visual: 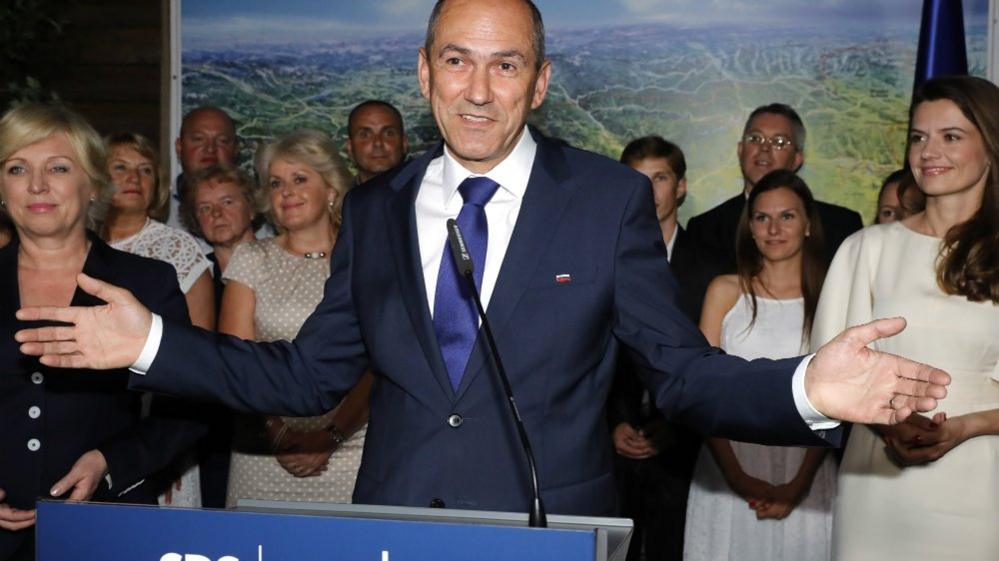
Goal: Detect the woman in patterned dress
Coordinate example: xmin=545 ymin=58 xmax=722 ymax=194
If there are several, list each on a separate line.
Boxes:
xmin=220 ymin=129 xmax=372 ymax=506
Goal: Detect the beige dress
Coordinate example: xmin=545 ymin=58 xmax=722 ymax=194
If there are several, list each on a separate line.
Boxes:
xmin=223 ymin=238 xmax=365 ymax=507
xmin=812 ymin=221 xmax=999 ymax=561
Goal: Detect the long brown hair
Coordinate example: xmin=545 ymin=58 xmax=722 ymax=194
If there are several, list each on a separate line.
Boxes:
xmin=735 ymin=169 xmax=827 ymax=342
xmin=909 ymin=76 xmax=999 ymax=303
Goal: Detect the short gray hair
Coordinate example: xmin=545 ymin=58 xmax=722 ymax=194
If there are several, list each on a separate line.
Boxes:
xmin=424 ymin=0 xmax=546 ymax=70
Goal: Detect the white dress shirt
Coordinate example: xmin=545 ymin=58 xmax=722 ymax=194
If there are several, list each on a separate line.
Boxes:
xmin=133 ymin=126 xmax=835 ymax=430
xmin=417 ymin=126 xmax=536 ymax=314
xmin=665 ymin=222 xmax=679 ymax=262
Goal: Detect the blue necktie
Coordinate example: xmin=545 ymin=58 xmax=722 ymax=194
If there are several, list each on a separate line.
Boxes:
xmin=433 ymin=176 xmax=501 ymax=390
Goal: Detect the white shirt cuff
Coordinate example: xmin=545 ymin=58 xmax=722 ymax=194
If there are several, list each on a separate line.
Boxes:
xmin=792 ymin=353 xmax=841 ymax=431
xmin=128 ymin=314 xmax=163 ymax=375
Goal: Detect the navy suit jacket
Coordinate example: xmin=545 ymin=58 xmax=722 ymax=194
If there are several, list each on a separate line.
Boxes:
xmin=0 ymin=234 xmax=205 ymax=557
xmin=133 ymin=130 xmax=835 ymax=516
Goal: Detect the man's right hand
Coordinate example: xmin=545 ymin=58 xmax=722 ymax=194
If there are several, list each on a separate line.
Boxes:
xmin=612 ymin=422 xmax=658 ymax=459
xmin=16 ymin=273 xmax=152 ymax=370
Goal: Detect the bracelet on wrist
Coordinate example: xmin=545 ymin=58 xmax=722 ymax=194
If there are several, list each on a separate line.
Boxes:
xmin=327 ymin=424 xmax=347 ymax=447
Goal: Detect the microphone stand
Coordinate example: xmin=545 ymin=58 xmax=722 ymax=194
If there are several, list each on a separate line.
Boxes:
xmin=446 ymin=219 xmax=548 ymax=528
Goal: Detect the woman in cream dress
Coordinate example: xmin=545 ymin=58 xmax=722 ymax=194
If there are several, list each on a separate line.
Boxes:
xmin=220 ymin=130 xmax=373 ymax=506
xmin=812 ymin=76 xmax=999 ymax=561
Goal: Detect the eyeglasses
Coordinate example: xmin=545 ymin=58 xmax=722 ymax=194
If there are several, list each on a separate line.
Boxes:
xmin=742 ymin=133 xmax=795 ymax=151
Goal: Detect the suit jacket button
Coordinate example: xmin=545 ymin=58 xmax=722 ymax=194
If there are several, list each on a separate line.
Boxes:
xmin=429 ymin=498 xmax=445 ymax=508
xmin=27 ymin=438 xmax=40 ymax=452
xmin=447 ymin=414 xmax=463 ymax=428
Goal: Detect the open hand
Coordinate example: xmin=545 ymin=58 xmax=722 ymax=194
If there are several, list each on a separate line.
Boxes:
xmin=15 ymin=273 xmax=152 ymax=370
xmin=612 ymin=423 xmax=657 ymax=459
xmin=50 ymin=449 xmax=109 ymax=502
xmin=805 ymin=318 xmax=950 ymax=425
xmin=0 ymin=488 xmax=36 ymax=531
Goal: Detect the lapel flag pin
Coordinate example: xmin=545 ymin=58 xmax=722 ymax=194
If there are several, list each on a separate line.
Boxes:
xmin=555 ymin=273 xmax=572 ymax=284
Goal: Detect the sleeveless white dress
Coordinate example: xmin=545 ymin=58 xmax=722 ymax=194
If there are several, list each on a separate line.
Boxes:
xmin=812 ymin=222 xmax=999 ymax=561
xmin=684 ymin=293 xmax=836 ymax=561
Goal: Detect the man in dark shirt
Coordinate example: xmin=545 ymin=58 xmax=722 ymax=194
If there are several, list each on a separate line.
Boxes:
xmin=686 ymin=104 xmax=862 ymax=270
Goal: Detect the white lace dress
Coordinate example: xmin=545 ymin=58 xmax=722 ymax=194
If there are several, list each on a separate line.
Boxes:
xmin=684 ymin=294 xmax=836 ymax=561
xmin=111 ymin=218 xmax=212 ymax=508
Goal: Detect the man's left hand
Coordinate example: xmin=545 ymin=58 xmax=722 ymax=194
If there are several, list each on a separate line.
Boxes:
xmin=805 ymin=317 xmax=950 ymax=425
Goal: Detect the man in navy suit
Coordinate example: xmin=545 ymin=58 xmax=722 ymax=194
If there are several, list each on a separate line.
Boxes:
xmin=17 ymin=0 xmax=948 ymax=517
xmin=687 ymin=104 xmax=863 ymax=271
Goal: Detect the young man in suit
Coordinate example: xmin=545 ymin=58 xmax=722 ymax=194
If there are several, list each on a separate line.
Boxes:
xmin=686 ymin=104 xmax=863 ymax=270
xmin=17 ymin=0 xmax=948 ymax=519
xmin=609 ymin=136 xmax=720 ymax=561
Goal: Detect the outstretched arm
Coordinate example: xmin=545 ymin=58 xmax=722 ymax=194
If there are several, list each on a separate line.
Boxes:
xmin=611 ymin=178 xmax=949 ymax=440
xmin=17 ymin=200 xmax=371 ymax=417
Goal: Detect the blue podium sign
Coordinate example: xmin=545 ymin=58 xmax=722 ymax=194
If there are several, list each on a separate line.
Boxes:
xmin=36 ymin=501 xmax=596 ymax=561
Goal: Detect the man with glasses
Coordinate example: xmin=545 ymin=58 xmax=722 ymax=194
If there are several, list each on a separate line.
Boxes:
xmin=687 ymin=103 xmax=862 ymax=270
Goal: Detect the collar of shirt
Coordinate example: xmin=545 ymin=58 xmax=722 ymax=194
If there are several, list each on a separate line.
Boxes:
xmin=416 ymin=126 xmax=538 ymax=314
xmin=440 ymin=126 xmax=537 ymax=205
xmin=665 ymin=222 xmax=679 ymax=262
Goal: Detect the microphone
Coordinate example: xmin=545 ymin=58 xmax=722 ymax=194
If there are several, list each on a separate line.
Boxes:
xmin=445 ymin=219 xmax=548 ymax=528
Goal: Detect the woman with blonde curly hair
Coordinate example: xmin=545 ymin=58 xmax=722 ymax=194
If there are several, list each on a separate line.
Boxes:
xmin=221 ymin=129 xmax=373 ymax=506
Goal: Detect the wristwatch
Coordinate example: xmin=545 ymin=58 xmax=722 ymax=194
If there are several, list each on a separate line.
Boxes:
xmin=327 ymin=423 xmax=347 ymax=446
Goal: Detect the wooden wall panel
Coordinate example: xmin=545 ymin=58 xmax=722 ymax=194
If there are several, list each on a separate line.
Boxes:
xmin=4 ymin=0 xmax=163 ymax=144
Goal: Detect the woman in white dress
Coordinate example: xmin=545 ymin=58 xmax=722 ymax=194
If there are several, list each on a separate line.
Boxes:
xmin=220 ymin=130 xmax=372 ymax=506
xmin=102 ymin=132 xmax=214 ymax=507
xmin=685 ymin=170 xmax=836 ymax=561
xmin=813 ymin=76 xmax=999 ymax=561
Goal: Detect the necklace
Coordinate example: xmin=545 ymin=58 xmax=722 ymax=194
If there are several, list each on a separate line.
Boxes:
xmin=303 ymin=251 xmax=327 ymax=259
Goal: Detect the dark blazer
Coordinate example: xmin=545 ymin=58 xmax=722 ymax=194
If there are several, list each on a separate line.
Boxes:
xmin=686 ymin=193 xmax=863 ymax=272
xmin=133 ymin=130 xmax=836 ymax=516
xmin=608 ymin=225 xmax=722 ymax=430
xmin=0 ymin=234 xmax=204 ymax=557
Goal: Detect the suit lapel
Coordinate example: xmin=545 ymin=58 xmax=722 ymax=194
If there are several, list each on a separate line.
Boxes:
xmin=383 ymin=144 xmax=457 ymax=401
xmin=455 ymin=132 xmax=575 ymax=400
xmin=0 ymin=237 xmax=19 ymax=319
xmin=73 ymin=233 xmax=115 ymax=307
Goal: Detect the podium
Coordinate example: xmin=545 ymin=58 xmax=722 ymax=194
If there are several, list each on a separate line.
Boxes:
xmin=36 ymin=500 xmax=632 ymax=561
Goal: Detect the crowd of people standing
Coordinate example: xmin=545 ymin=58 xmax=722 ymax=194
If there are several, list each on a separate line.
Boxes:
xmin=0 ymin=1 xmax=996 ymax=560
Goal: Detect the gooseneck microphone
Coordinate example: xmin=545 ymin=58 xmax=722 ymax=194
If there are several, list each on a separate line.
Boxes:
xmin=445 ymin=219 xmax=548 ymax=528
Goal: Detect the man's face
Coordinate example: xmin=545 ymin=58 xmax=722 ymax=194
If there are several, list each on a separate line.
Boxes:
xmin=175 ymin=109 xmax=237 ymax=175
xmin=737 ymin=113 xmax=803 ymax=191
xmin=346 ymin=105 xmax=409 ymax=182
xmin=417 ymin=0 xmax=551 ymax=174
xmin=629 ymin=157 xmax=686 ymax=225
